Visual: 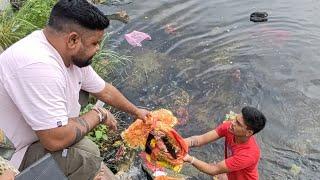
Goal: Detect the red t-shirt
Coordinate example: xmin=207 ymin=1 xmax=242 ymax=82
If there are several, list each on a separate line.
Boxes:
xmin=215 ymin=122 xmax=260 ymax=180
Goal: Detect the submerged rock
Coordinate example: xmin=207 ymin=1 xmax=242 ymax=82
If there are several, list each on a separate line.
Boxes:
xmin=106 ymin=10 xmax=130 ymax=24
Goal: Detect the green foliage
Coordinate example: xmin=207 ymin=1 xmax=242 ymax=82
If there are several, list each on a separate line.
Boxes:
xmin=80 ymin=103 xmax=94 ymax=115
xmin=91 ymin=33 xmax=132 ymax=81
xmin=0 ymin=0 xmax=56 ymax=49
xmin=80 ymin=103 xmax=110 ymax=149
xmin=88 ymin=124 xmax=109 ymax=144
xmin=80 ymin=103 xmax=134 ymax=173
xmin=91 ymin=0 xmax=108 ymax=4
xmin=16 ymin=0 xmax=56 ymax=28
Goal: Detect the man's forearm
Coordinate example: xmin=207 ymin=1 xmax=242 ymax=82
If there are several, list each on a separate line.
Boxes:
xmin=188 ymin=130 xmax=221 ymax=147
xmin=188 ymin=157 xmax=225 ymax=176
xmin=187 ymin=136 xmax=201 ymax=147
xmin=36 ymin=110 xmax=101 ymax=151
xmin=94 ymin=83 xmax=138 ymax=116
xmin=188 ymin=135 xmax=208 ymax=147
xmin=67 ymin=110 xmax=101 ymax=146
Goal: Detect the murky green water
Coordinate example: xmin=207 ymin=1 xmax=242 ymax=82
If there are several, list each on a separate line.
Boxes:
xmin=101 ymin=0 xmax=320 ymax=179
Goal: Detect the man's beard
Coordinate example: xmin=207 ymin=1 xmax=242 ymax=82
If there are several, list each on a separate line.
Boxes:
xmin=72 ymin=56 xmax=93 ymax=68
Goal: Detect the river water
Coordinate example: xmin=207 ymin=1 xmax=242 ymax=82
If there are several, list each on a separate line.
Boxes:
xmin=101 ymin=0 xmax=320 ymax=179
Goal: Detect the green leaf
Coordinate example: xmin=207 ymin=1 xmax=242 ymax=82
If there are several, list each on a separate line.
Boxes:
xmin=95 ymin=130 xmax=103 ymax=140
xmin=100 ymin=124 xmax=107 ymax=130
xmin=102 ymin=134 xmax=108 ymax=140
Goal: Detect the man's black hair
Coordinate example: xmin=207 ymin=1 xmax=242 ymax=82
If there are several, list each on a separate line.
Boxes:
xmin=48 ymin=0 xmax=109 ymax=31
xmin=242 ymin=106 xmax=266 ymax=134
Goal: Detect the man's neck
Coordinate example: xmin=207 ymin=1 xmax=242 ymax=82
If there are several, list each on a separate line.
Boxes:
xmin=43 ymin=27 xmax=71 ymax=67
xmin=234 ymin=135 xmax=250 ymax=144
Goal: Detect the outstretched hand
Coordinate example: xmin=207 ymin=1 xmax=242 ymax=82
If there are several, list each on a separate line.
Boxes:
xmin=0 ymin=170 xmax=16 ymax=180
xmin=184 ymin=137 xmax=193 ymax=147
xmin=104 ymin=111 xmax=117 ymax=131
xmin=183 ymin=154 xmax=194 ymax=163
xmin=99 ymin=108 xmax=118 ymax=131
xmin=134 ymin=108 xmax=150 ymax=123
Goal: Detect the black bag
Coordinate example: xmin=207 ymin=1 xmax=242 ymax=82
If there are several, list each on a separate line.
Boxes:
xmin=15 ymin=153 xmax=67 ymax=180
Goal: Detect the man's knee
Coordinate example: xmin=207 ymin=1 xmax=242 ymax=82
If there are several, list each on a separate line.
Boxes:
xmin=19 ymin=141 xmax=46 ymax=171
xmin=20 ymin=138 xmax=103 ymax=180
xmin=72 ymin=137 xmax=100 ymax=157
xmin=53 ymin=138 xmax=102 ymax=180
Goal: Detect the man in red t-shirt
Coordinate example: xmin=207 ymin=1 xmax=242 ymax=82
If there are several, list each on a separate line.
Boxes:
xmin=183 ymin=106 xmax=266 ymax=180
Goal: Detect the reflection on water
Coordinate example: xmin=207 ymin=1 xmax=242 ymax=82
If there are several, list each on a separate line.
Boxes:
xmin=101 ymin=0 xmax=320 ymax=179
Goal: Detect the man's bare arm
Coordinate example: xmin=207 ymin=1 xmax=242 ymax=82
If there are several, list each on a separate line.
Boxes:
xmin=92 ymin=83 xmax=150 ymax=123
xmin=185 ymin=130 xmax=221 ymax=147
xmin=92 ymin=83 xmax=139 ymax=117
xmin=35 ymin=110 xmax=100 ymax=151
xmin=184 ymin=155 xmax=229 ymax=176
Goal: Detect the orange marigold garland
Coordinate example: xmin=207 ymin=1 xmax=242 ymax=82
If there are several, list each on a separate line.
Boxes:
xmin=121 ymin=109 xmax=188 ymax=172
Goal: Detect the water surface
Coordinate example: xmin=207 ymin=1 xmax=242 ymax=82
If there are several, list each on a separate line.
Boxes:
xmin=102 ymin=0 xmax=320 ymax=179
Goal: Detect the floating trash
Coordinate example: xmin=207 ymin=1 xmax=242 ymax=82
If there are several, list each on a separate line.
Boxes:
xmin=290 ymin=164 xmax=301 ymax=176
xmin=124 ymin=30 xmax=152 ymax=47
xmin=232 ymin=69 xmax=241 ymax=81
xmin=164 ymin=24 xmax=177 ymax=35
xmin=153 ymin=170 xmax=167 ymax=177
xmin=250 ymin=12 xmax=268 ymax=22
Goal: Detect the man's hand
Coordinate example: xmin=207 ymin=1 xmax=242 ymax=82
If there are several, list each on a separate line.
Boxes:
xmin=105 ymin=111 xmax=117 ymax=131
xmin=184 ymin=137 xmax=192 ymax=147
xmin=214 ymin=173 xmax=228 ymax=180
xmin=134 ymin=108 xmax=150 ymax=123
xmin=183 ymin=154 xmax=230 ymax=176
xmin=0 ymin=169 xmax=16 ymax=180
xmin=183 ymin=154 xmax=192 ymax=162
xmin=184 ymin=130 xmax=221 ymax=148
xmin=98 ymin=108 xmax=118 ymax=131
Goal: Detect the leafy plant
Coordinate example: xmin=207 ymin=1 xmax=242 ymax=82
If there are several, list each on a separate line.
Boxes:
xmin=16 ymin=0 xmax=56 ymax=28
xmin=88 ymin=124 xmax=109 ymax=145
xmin=91 ymin=33 xmax=132 ymax=81
xmin=84 ymin=33 xmax=132 ymax=105
xmin=79 ymin=97 xmax=135 ymax=173
xmin=0 ymin=0 xmax=56 ymax=49
xmin=80 ymin=103 xmax=109 ymax=147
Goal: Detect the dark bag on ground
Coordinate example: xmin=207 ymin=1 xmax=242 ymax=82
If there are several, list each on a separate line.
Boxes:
xmin=15 ymin=153 xmax=67 ymax=180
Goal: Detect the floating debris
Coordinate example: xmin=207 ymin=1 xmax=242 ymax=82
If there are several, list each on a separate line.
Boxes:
xmin=124 ymin=30 xmax=152 ymax=47
xmin=290 ymin=164 xmax=301 ymax=176
xmin=250 ymin=12 xmax=268 ymax=22
xmin=165 ymin=24 xmax=177 ymax=35
xmin=106 ymin=10 xmax=130 ymax=24
xmin=232 ymin=69 xmax=241 ymax=81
